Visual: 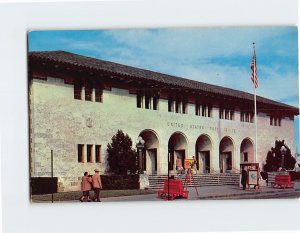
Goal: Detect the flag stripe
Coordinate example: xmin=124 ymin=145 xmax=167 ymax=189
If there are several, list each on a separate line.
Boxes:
xmin=251 ymin=50 xmax=258 ymax=88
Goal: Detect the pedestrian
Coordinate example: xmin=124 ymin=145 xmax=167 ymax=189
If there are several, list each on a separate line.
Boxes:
xmin=192 ymin=156 xmax=197 ymax=174
xmin=254 ymin=167 xmax=262 ymax=190
xmin=176 ymin=156 xmax=183 ymax=174
xmin=79 ymin=171 xmax=92 ymax=202
xmin=92 ymin=168 xmax=103 ymax=202
xmin=241 ymin=167 xmax=248 ymax=190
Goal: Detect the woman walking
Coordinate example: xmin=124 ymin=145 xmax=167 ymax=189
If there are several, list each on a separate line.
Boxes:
xmin=79 ymin=171 xmax=92 ymax=202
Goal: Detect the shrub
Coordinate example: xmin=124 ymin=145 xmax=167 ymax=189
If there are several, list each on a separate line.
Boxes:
xmin=288 ymin=171 xmax=300 ymax=181
xmin=101 ymin=175 xmax=139 ymax=190
xmin=107 ymin=130 xmax=138 ymax=174
xmin=263 ymin=140 xmax=296 ymax=172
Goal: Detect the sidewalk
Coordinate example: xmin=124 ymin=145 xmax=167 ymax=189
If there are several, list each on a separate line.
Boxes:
xmin=36 ymin=181 xmax=300 ymax=203
xmin=102 ymin=181 xmax=300 ymax=202
xmin=188 ymin=183 xmax=300 ymax=200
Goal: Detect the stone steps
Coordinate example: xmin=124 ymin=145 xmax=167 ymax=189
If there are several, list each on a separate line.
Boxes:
xmin=148 ymin=173 xmax=240 ymax=189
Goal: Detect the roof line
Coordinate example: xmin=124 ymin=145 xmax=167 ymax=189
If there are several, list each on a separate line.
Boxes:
xmin=28 ymin=50 xmax=299 ymax=113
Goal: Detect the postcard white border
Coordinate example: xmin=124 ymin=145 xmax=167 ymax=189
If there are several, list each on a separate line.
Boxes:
xmin=0 ymin=1 xmax=299 ymax=233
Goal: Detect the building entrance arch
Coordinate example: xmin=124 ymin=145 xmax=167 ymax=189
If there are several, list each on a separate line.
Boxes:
xmin=240 ymin=138 xmax=254 ymax=163
xmin=219 ymin=136 xmax=234 ymax=173
xmin=139 ymin=129 xmax=159 ymax=175
xmin=168 ymin=132 xmax=188 ymax=173
xmin=195 ymin=134 xmax=212 ymax=173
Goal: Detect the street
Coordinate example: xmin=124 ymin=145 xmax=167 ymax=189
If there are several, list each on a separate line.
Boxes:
xmin=100 ymin=181 xmax=300 ymax=202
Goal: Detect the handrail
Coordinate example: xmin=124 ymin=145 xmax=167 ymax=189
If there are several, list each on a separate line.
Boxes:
xmin=207 ymin=167 xmax=241 ymax=174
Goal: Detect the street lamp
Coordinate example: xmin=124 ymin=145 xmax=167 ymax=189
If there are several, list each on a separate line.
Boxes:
xmin=280 ymin=145 xmax=287 ymax=170
xmin=136 ymin=136 xmax=145 ymax=174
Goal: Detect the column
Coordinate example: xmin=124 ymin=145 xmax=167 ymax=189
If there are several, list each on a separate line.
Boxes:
xmin=179 ymin=101 xmax=182 ymax=114
xmin=81 ymin=86 xmax=85 ymax=100
xmin=172 ymin=100 xmax=175 ymax=112
xmin=92 ymin=88 xmax=95 ymax=102
xmin=187 ymin=103 xmax=194 ymax=115
xmin=187 ymin=137 xmax=196 ymax=159
xmin=212 ymin=145 xmax=220 ymax=173
xmin=212 ymin=105 xmax=219 ymax=119
xmin=91 ymin=144 xmax=95 ymax=163
xmin=234 ymin=145 xmax=241 ymax=171
xmin=158 ymin=140 xmax=168 ymax=175
xmin=82 ymin=144 xmax=87 ymax=163
xmin=199 ymin=104 xmax=202 ymax=116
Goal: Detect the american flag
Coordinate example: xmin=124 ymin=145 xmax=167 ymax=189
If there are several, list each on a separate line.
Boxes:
xmin=251 ymin=48 xmax=258 ymax=88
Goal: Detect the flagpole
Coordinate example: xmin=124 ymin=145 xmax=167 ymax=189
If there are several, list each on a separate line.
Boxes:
xmin=254 ymin=85 xmax=258 ymax=162
xmin=252 ymin=42 xmax=258 ymax=163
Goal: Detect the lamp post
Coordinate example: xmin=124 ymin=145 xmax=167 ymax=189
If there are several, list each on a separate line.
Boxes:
xmin=51 ymin=149 xmax=54 ymax=203
xmin=168 ymin=149 xmax=171 ymax=200
xmin=136 ymin=136 xmax=145 ymax=174
xmin=280 ymin=145 xmax=287 ymax=170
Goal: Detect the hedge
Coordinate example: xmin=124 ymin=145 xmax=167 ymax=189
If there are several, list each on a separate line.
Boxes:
xmin=31 ymin=177 xmax=58 ymax=195
xmin=288 ymin=171 xmax=300 ymax=181
xmin=101 ymin=175 xmax=139 ymax=190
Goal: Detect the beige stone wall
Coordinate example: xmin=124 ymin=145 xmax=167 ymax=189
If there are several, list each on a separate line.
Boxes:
xmin=29 ymin=77 xmax=295 ymax=191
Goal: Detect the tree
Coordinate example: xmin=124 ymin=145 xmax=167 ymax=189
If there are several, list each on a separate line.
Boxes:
xmin=263 ymin=151 xmax=276 ymax=172
xmin=106 ymin=130 xmax=137 ymax=174
xmin=263 ymin=140 xmax=296 ymax=172
xmin=283 ymin=145 xmax=297 ymax=170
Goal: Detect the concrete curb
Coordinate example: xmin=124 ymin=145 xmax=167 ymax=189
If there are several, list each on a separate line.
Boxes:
xmin=197 ymin=189 xmax=300 ymax=199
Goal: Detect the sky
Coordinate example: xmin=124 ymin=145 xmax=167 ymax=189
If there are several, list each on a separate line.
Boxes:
xmin=28 ymin=27 xmax=299 ymax=151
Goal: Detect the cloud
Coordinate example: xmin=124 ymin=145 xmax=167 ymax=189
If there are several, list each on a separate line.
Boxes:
xmin=29 ymin=28 xmax=299 ymax=108
xmin=257 ymin=65 xmax=299 ymax=106
xmin=103 ymin=27 xmax=296 ymax=60
xmin=28 ymin=28 xmax=299 ymax=148
xmin=100 ymin=28 xmax=298 ymax=107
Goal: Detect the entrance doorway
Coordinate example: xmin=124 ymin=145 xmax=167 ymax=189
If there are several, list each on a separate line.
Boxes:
xmin=219 ymin=136 xmax=234 ymax=173
xmin=195 ymin=134 xmax=212 ymax=173
xmin=146 ymin=149 xmax=157 ymax=174
xmin=220 ymin=152 xmax=232 ymax=173
xmin=240 ymin=138 xmax=254 ymax=163
xmin=168 ymin=132 xmax=188 ymax=171
xmin=138 ymin=129 xmax=159 ymax=175
xmin=175 ymin=149 xmax=185 ymax=170
xmin=198 ymin=151 xmax=210 ymax=173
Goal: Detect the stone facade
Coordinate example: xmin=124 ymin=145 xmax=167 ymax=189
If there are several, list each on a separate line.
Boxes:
xmin=29 ymin=76 xmax=296 ymax=191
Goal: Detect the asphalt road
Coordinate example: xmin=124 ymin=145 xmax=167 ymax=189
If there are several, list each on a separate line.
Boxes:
xmin=100 ymin=182 xmax=300 ymax=202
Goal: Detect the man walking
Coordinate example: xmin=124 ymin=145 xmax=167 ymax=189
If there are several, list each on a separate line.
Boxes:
xmin=241 ymin=167 xmax=248 ymax=190
xmin=92 ymin=168 xmax=102 ymax=202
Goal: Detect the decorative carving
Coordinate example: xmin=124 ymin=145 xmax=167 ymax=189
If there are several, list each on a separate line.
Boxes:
xmin=86 ymin=118 xmax=93 ymax=128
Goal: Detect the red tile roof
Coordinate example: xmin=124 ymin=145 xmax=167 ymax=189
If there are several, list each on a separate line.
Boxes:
xmin=28 ymin=50 xmax=299 ymax=115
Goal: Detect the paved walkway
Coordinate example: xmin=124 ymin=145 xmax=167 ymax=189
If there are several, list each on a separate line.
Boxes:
xmin=101 ymin=181 xmax=300 ymax=202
